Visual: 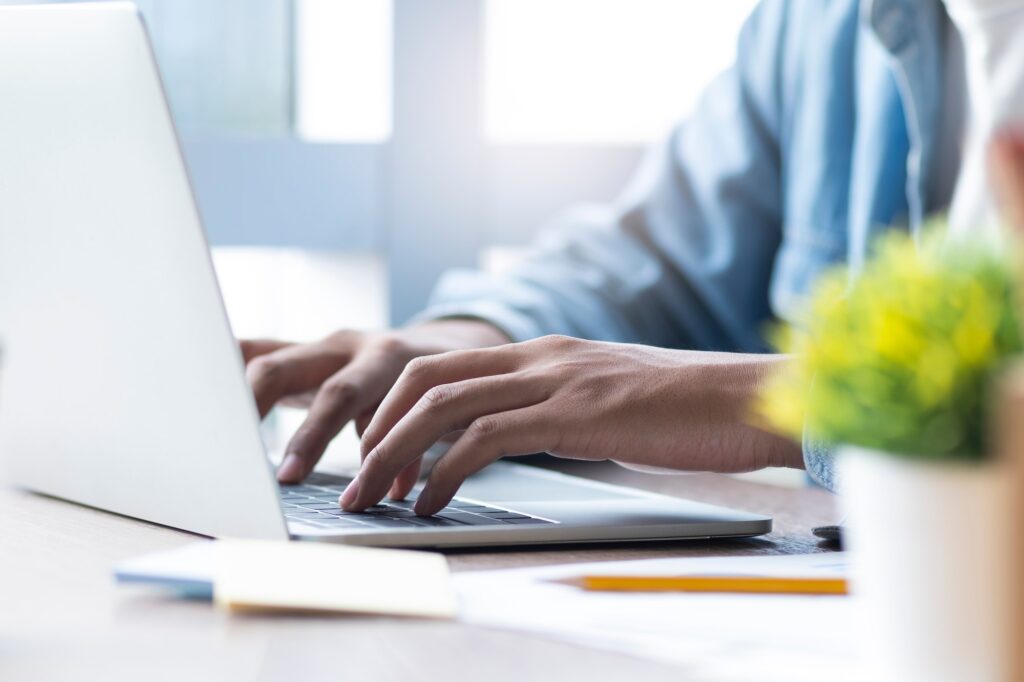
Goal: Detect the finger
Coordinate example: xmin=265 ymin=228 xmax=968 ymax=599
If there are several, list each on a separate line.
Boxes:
xmin=387 ymin=430 xmax=469 ymax=497
xmin=388 ymin=457 xmax=422 ymax=500
xmin=279 ymin=390 xmax=319 ymax=410
xmin=278 ymin=353 xmax=403 ymax=483
xmin=239 ymin=339 xmax=293 ymax=364
xmin=343 ymin=377 xmax=550 ymax=510
xmin=360 ymin=347 xmax=520 ymax=457
xmin=415 ymin=405 xmax=556 ymax=515
xmin=354 ymin=375 xmax=550 ymax=506
xmin=354 ymin=405 xmax=378 ymax=439
xmin=379 ymin=398 xmax=419 ymax=500
xmin=246 ymin=341 xmax=350 ymax=418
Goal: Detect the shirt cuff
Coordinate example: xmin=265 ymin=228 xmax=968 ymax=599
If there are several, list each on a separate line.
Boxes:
xmin=802 ymin=431 xmax=838 ymax=492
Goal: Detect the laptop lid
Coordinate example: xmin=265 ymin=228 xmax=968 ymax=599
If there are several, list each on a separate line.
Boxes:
xmin=0 ymin=3 xmax=288 ymax=540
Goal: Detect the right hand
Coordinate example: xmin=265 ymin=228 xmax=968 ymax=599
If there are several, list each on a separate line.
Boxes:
xmin=240 ymin=319 xmax=510 ymax=485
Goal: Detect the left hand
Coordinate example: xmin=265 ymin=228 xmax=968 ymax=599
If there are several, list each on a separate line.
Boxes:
xmin=340 ymin=335 xmax=800 ymax=515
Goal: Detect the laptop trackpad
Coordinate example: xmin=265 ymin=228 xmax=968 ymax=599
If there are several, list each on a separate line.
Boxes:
xmin=455 ymin=461 xmax=640 ymax=503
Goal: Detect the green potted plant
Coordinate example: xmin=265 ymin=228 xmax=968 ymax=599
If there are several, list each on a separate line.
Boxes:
xmin=759 ymin=226 xmax=1023 ymax=681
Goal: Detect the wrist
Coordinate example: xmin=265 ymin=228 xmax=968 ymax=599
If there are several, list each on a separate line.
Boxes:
xmin=674 ymin=351 xmax=804 ymax=471
xmin=733 ymin=354 xmax=805 ymax=470
xmin=405 ymin=318 xmax=511 ymax=352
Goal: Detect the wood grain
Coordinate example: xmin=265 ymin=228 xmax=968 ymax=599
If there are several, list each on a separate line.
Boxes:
xmin=0 ymin=460 xmax=839 ymax=682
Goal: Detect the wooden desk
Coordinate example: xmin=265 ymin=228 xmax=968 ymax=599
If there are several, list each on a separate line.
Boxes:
xmin=0 ymin=461 xmax=838 ymax=682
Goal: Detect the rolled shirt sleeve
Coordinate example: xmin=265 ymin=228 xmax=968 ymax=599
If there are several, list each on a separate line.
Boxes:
xmin=803 ymin=433 xmax=839 ymax=491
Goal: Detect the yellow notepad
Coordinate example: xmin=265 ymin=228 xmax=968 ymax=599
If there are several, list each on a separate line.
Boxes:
xmin=214 ymin=540 xmax=457 ymax=619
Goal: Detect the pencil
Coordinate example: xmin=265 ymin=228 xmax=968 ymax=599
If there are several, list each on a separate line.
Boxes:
xmin=551 ymin=575 xmax=848 ymax=596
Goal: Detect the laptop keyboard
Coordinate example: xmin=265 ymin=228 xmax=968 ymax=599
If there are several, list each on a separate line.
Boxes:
xmin=280 ymin=472 xmax=553 ymax=531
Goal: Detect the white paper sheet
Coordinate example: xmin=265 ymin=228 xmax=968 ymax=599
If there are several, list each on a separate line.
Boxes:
xmin=215 ymin=540 xmax=457 ymax=618
xmin=452 ymin=553 xmax=861 ymax=681
xmin=116 ymin=540 xmax=457 ymax=619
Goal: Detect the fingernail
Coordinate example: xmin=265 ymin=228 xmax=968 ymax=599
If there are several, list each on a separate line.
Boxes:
xmin=277 ymin=453 xmax=304 ymax=483
xmin=340 ymin=477 xmax=361 ymax=509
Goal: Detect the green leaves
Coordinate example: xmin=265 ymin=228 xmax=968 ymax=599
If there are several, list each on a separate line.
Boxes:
xmin=759 ymin=226 xmax=1023 ymax=461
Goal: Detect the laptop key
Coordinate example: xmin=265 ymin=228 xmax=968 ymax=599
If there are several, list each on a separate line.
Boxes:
xmin=287 ymin=512 xmax=328 ymax=519
xmin=435 ymin=512 xmax=506 ymax=526
xmin=355 ymin=517 xmax=416 ymax=529
xmin=296 ymin=503 xmax=341 ymax=510
xmin=403 ymin=516 xmax=467 ymax=528
xmin=479 ymin=512 xmax=530 ymax=520
xmin=305 ymin=474 xmax=352 ymax=487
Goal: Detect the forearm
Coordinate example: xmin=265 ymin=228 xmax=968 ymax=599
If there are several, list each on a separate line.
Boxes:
xmin=614 ymin=350 xmax=803 ymax=474
xmin=696 ymin=351 xmax=803 ymax=471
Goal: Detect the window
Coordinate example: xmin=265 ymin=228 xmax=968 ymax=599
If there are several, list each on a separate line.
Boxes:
xmin=137 ymin=0 xmax=395 ymax=142
xmin=294 ymin=0 xmax=393 ymax=142
xmin=484 ymin=0 xmax=757 ymax=144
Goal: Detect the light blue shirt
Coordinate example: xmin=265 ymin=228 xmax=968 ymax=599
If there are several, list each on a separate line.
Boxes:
xmin=419 ymin=0 xmax=952 ymax=491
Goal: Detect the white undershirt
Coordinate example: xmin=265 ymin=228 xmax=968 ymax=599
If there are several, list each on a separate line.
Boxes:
xmin=940 ymin=0 xmax=1024 ymax=235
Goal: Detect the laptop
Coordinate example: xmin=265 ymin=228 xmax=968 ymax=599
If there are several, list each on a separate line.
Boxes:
xmin=0 ymin=2 xmax=770 ymax=548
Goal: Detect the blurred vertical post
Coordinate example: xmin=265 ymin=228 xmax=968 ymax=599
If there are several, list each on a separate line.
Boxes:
xmin=992 ymin=131 xmax=1024 ymax=681
xmin=994 ymin=364 xmax=1024 ymax=682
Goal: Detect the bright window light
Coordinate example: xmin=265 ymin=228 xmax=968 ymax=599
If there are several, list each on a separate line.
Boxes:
xmin=484 ymin=0 xmax=758 ymax=144
xmin=294 ymin=0 xmax=393 ymax=143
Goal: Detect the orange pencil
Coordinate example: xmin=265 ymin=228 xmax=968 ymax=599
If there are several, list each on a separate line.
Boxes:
xmin=552 ymin=574 xmax=848 ymax=596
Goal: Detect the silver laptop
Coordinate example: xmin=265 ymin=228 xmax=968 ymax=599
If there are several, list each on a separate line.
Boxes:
xmin=0 ymin=2 xmax=770 ymax=548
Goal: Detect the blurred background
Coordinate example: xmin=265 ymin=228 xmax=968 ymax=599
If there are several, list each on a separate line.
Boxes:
xmin=6 ymin=0 xmax=756 ymax=334
xmin=5 ymin=0 xmax=789 ymax=477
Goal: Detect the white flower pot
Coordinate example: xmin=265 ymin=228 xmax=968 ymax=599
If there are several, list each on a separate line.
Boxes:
xmin=839 ymin=446 xmax=1020 ymax=682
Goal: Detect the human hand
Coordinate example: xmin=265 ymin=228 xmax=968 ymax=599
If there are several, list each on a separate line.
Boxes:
xmin=341 ymin=335 xmax=801 ymax=515
xmin=240 ymin=319 xmax=509 ymax=483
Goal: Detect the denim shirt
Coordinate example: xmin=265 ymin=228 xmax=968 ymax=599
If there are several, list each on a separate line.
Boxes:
xmin=418 ymin=0 xmax=951 ymax=491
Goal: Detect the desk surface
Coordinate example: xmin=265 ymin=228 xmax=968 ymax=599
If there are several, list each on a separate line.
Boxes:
xmin=0 ymin=460 xmax=838 ymax=682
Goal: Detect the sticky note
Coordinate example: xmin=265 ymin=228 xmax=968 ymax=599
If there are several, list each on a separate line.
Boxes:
xmin=214 ymin=540 xmax=457 ymax=619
